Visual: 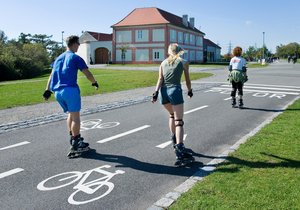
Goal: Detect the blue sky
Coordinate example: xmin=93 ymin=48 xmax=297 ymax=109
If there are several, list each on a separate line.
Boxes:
xmin=1 ymin=0 xmax=299 ymax=54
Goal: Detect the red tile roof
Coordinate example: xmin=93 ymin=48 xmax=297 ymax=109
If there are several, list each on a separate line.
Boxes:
xmin=112 ymin=7 xmax=205 ymax=35
xmin=87 ymin=31 xmax=112 ymax=41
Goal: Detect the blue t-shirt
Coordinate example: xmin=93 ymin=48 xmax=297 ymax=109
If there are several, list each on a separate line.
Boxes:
xmin=50 ymin=51 xmax=88 ymax=91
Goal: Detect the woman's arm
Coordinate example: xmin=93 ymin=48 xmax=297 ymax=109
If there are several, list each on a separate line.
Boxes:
xmin=183 ymin=62 xmax=191 ymax=91
xmin=155 ymin=65 xmax=164 ymax=92
xmin=152 ymin=65 xmax=164 ymax=103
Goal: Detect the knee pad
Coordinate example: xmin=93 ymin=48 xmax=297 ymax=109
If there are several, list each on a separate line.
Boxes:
xmin=175 ymin=119 xmax=184 ymax=127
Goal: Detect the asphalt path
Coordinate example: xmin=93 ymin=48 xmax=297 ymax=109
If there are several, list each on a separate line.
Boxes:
xmin=0 ymin=61 xmax=299 ymax=210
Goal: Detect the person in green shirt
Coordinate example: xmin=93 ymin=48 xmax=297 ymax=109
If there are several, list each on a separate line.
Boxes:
xmin=152 ymin=43 xmax=194 ymax=167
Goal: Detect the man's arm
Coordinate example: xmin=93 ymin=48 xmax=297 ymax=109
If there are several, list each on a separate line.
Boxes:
xmin=82 ymin=68 xmax=99 ymax=89
xmin=43 ymin=72 xmax=53 ymax=100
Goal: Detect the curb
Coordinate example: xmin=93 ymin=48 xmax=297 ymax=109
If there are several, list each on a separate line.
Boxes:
xmin=0 ymin=83 xmax=219 ymax=134
xmin=147 ymin=95 xmax=300 ymax=209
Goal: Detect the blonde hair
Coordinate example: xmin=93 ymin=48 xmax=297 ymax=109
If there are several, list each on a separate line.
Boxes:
xmin=167 ymin=43 xmax=184 ymax=65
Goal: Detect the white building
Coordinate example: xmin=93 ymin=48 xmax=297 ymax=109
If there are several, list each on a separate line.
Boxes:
xmin=78 ymin=31 xmax=112 ymax=64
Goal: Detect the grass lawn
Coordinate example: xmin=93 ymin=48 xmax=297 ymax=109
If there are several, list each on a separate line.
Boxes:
xmin=170 ymin=98 xmax=300 ymax=210
xmin=0 ymin=69 xmax=212 ymax=109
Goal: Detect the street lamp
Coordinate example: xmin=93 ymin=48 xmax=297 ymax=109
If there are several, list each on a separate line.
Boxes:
xmin=61 ymin=31 xmax=64 ymax=48
xmin=262 ymin=32 xmax=265 ymax=60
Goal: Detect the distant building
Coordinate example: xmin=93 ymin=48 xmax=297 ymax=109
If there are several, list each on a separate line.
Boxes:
xmin=78 ymin=31 xmax=112 ymax=64
xmin=203 ymin=38 xmax=221 ymax=62
xmin=77 ymin=7 xmax=221 ymax=64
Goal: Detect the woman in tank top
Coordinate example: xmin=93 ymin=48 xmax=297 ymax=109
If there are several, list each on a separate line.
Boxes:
xmin=152 ymin=43 xmax=194 ymax=166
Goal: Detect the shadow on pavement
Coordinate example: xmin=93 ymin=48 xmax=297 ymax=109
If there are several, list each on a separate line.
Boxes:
xmin=240 ymin=107 xmax=285 ymax=112
xmin=81 ymin=149 xmax=204 ymax=177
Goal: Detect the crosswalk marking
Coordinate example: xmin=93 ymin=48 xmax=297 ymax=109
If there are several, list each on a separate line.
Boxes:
xmin=243 ymin=83 xmax=300 ymax=89
xmin=212 ymin=87 xmax=299 ymax=95
xmin=221 ymin=84 xmax=300 ymax=92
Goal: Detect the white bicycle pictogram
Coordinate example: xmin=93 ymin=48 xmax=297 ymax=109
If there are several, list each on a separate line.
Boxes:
xmin=80 ymin=119 xmax=120 ymax=131
xmin=37 ymin=165 xmax=125 ymax=205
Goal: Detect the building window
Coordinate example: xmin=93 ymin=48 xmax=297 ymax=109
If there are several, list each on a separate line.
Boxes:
xmin=137 ymin=30 xmax=143 ymax=39
xmin=190 ymin=34 xmax=195 ymax=45
xmin=170 ymin=29 xmax=177 ymax=42
xmin=178 ymin=32 xmax=183 ymax=43
xmin=154 ymin=52 xmax=160 ymax=59
xmin=184 ymin=33 xmax=189 ymax=44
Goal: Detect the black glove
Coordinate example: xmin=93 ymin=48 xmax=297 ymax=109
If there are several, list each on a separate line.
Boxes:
xmin=187 ymin=89 xmax=193 ymax=98
xmin=92 ymin=81 xmax=99 ymax=90
xmin=43 ymin=90 xmax=52 ymax=100
xmin=152 ymin=91 xmax=159 ymax=102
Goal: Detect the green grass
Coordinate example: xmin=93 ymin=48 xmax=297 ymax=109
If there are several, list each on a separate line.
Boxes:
xmin=170 ymin=99 xmax=300 ymax=210
xmin=248 ymin=63 xmax=269 ymax=68
xmin=0 ymin=69 xmax=212 ymax=109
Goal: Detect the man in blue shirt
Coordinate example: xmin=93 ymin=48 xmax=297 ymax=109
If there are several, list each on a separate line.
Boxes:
xmin=43 ymin=35 xmax=99 ymax=157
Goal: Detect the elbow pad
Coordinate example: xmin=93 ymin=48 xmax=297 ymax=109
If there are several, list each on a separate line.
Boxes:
xmin=228 ymin=65 xmax=232 ymax=71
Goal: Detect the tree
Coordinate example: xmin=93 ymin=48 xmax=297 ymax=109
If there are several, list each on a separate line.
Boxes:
xmin=244 ymin=46 xmax=259 ymax=61
xmin=0 ymin=30 xmax=7 ymax=43
xmin=18 ymin=33 xmax=32 ymax=45
xmin=276 ymin=42 xmax=300 ymax=58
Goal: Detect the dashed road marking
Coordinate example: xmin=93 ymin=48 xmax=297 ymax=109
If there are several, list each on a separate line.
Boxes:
xmin=0 ymin=141 xmax=31 ymax=151
xmin=156 ymin=134 xmax=187 ymax=149
xmin=97 ymin=125 xmax=151 ymax=143
xmin=0 ymin=168 xmax=24 ymax=179
xmin=184 ymin=105 xmax=208 ymax=114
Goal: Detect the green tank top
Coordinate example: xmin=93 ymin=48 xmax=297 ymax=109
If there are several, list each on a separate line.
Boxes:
xmin=161 ymin=58 xmax=185 ymax=87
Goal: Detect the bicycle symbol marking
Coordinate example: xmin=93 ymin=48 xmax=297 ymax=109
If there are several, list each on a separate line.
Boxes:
xmin=37 ymin=165 xmax=125 ymax=205
xmin=80 ymin=119 xmax=120 ymax=131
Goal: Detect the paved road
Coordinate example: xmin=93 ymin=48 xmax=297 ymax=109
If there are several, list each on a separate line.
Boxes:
xmin=0 ymin=61 xmax=299 ymax=210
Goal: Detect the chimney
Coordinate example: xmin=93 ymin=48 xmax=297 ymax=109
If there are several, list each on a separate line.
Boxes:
xmin=182 ymin=15 xmax=188 ymax=27
xmin=189 ymin=17 xmax=195 ymax=28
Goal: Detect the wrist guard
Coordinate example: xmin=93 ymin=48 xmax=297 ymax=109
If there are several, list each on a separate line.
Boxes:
xmin=92 ymin=81 xmax=99 ymax=89
xmin=187 ymin=89 xmax=193 ymax=98
xmin=43 ymin=90 xmax=52 ymax=100
xmin=152 ymin=91 xmax=159 ymax=102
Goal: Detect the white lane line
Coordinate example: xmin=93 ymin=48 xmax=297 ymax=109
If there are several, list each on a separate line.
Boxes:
xmin=0 ymin=168 xmax=24 ymax=179
xmin=215 ymin=83 xmax=300 ymax=89
xmin=184 ymin=105 xmax=208 ymax=114
xmin=212 ymin=87 xmax=299 ymax=95
xmin=224 ymin=97 xmax=232 ymax=101
xmin=156 ymin=141 xmax=172 ymax=149
xmin=244 ymin=83 xmax=300 ymax=89
xmin=97 ymin=125 xmax=151 ymax=143
xmin=0 ymin=141 xmax=31 ymax=151
xmin=156 ymin=134 xmax=187 ymax=149
xmin=221 ymin=85 xmax=300 ymax=92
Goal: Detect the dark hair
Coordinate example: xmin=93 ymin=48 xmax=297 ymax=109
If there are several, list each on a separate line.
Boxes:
xmin=66 ymin=35 xmax=80 ymax=47
xmin=233 ymin=46 xmax=242 ymax=56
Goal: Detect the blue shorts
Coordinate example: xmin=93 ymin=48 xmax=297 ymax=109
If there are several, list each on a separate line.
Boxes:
xmin=159 ymin=85 xmax=184 ymax=105
xmin=54 ymin=87 xmax=81 ymax=113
